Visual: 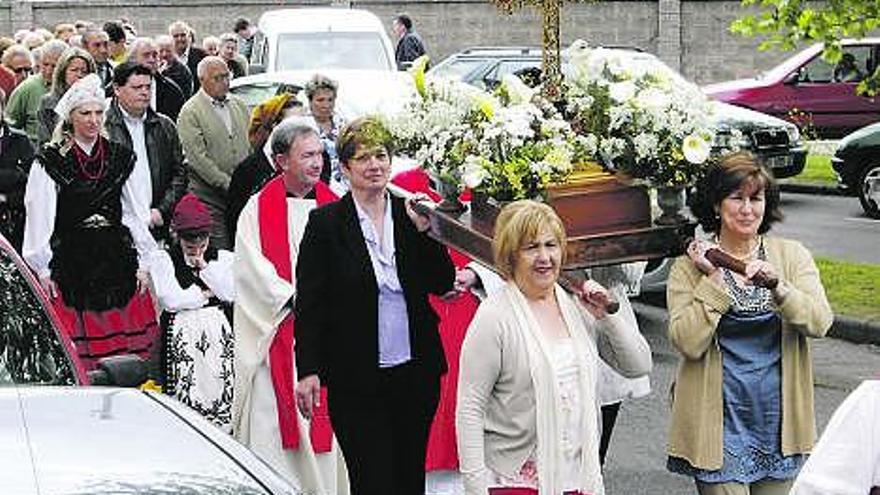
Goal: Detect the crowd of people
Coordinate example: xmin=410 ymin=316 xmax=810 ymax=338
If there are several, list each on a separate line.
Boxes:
xmin=0 ymin=13 xmax=861 ymax=495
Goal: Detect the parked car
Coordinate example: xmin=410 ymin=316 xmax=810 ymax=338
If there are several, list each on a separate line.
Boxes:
xmin=247 ymin=8 xmax=396 ymax=74
xmin=0 ymin=235 xmax=301 ymax=494
xmin=703 ymin=39 xmax=880 ymax=138
xmin=230 ymin=68 xmax=415 ymax=118
xmin=832 ymin=121 xmax=880 ymax=218
xmin=430 ymin=46 xmax=808 ymax=178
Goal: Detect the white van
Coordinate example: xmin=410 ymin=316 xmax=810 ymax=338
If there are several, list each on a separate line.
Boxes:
xmin=249 ymin=8 xmax=397 ymax=74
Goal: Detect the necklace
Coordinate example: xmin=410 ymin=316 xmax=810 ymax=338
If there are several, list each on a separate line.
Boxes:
xmin=715 ymin=234 xmax=762 ymax=261
xmin=72 ymin=138 xmax=106 ymax=180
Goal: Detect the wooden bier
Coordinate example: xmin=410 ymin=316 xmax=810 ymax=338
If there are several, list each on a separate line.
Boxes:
xmin=388 ymin=181 xmax=695 ymax=312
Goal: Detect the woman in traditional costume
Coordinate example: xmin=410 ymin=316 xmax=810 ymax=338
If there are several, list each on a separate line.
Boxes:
xmin=23 ymin=73 xmax=159 ymax=373
xmin=149 ymin=192 xmax=235 ymax=431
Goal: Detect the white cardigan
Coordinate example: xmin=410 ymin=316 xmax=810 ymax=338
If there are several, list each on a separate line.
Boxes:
xmin=456 ymin=282 xmax=652 ymax=495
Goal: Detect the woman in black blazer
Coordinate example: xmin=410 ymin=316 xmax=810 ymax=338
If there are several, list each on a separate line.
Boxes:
xmin=294 ymin=116 xmax=455 ymax=494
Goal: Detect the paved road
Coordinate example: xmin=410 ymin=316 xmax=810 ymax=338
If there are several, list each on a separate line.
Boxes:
xmin=602 ymin=302 xmax=880 ymax=494
xmin=775 ymin=191 xmax=880 ymax=264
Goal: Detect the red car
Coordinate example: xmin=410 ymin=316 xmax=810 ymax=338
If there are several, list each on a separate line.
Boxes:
xmin=704 ymin=39 xmax=880 ymax=138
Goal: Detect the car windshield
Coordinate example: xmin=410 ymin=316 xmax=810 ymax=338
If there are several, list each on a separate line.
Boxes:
xmin=430 ymin=58 xmax=488 ymax=80
xmin=0 ymin=249 xmax=75 ymax=386
xmin=231 ymin=81 xmax=284 ymax=111
xmin=276 ymin=32 xmax=392 ymax=71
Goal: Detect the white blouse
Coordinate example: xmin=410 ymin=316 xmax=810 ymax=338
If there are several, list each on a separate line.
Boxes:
xmin=148 ymin=249 xmax=235 ymax=312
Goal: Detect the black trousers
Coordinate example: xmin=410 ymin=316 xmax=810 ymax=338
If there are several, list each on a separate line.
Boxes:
xmin=328 ymin=362 xmax=441 ymax=495
xmin=599 ymin=401 xmax=622 ymax=466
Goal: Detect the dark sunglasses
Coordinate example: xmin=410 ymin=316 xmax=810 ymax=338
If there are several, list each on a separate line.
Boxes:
xmin=12 ymin=66 xmax=32 ymax=74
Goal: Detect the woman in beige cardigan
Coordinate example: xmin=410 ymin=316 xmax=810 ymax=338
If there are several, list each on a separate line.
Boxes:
xmin=456 ymin=200 xmax=652 ymax=495
xmin=666 ymin=152 xmax=833 ymax=495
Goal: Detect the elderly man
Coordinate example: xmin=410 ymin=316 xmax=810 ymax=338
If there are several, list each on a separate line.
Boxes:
xmin=156 ymin=34 xmax=193 ymax=99
xmin=128 ymin=37 xmax=186 ymax=121
xmin=168 ymin=21 xmax=206 ymax=93
xmin=105 ymin=61 xmax=188 ymax=244
xmin=232 ymin=117 xmax=346 ymax=494
xmin=177 ymin=56 xmax=249 ymax=250
xmin=82 ymin=28 xmax=112 ymax=87
xmin=5 ymin=39 xmax=66 ymax=141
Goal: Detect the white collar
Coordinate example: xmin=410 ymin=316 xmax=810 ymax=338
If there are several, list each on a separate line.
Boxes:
xmin=119 ymin=104 xmax=147 ymax=124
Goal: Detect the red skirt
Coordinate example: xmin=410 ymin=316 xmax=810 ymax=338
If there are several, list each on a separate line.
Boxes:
xmin=425 ymin=289 xmax=479 ymax=471
xmin=52 ymin=291 xmax=159 ymax=373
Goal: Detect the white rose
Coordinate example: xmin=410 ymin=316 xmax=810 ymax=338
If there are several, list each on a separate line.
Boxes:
xmin=682 ymin=134 xmax=711 ymax=164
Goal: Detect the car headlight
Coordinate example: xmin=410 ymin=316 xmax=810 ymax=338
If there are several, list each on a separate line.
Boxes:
xmin=785 ymin=125 xmax=801 ymax=145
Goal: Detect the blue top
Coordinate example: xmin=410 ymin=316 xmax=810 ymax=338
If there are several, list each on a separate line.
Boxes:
xmin=668 ymin=241 xmax=806 ymax=483
xmin=354 ymin=194 xmax=412 ymax=368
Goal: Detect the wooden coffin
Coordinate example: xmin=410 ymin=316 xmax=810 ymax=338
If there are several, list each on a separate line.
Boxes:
xmin=471 ymin=168 xmax=652 ymax=239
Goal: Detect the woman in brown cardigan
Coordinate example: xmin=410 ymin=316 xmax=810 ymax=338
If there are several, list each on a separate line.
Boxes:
xmin=666 ymin=152 xmax=833 ymax=495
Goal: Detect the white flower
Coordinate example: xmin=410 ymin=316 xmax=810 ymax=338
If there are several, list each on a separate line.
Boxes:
xmin=501 ymin=74 xmax=535 ymax=105
xmin=633 ymin=133 xmax=659 ymax=160
xmin=635 ymin=88 xmax=669 ymax=110
xmin=682 ymin=134 xmax=711 ymax=164
xmin=462 ymin=156 xmax=489 ymax=189
xmin=609 ymin=81 xmax=637 ymax=103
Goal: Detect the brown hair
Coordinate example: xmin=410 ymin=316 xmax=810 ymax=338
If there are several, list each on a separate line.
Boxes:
xmin=690 ymin=151 xmax=783 ymax=235
xmin=336 ymin=116 xmax=393 ymax=165
xmin=492 ymin=200 xmax=566 ymax=280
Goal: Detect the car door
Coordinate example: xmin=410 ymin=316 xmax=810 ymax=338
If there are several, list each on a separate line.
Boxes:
xmin=777 ymin=44 xmax=879 ymax=136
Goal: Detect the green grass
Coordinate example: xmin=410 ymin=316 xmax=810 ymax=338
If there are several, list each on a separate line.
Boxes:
xmin=815 ymin=257 xmax=880 ymax=321
xmin=793 ymin=155 xmax=837 ymax=185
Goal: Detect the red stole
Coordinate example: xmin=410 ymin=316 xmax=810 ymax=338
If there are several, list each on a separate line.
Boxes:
xmin=257 ymin=176 xmax=337 ymax=453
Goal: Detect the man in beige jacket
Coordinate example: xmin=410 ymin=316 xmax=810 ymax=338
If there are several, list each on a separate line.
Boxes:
xmin=177 ymin=56 xmax=249 ymax=250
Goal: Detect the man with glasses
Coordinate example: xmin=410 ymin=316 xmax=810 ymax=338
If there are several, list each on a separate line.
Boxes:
xmin=177 ymin=57 xmax=249 ymax=250
xmin=5 ymin=40 xmax=66 ymax=142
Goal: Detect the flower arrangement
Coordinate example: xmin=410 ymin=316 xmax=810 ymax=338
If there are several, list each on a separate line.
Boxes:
xmin=388 ymin=58 xmax=592 ymax=201
xmin=563 ymin=44 xmax=716 ymax=187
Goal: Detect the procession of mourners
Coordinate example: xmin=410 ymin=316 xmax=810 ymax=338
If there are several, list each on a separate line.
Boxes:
xmin=1 ymin=12 xmax=857 ymax=495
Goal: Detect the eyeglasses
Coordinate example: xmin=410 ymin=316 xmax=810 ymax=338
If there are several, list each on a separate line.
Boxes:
xmin=12 ymin=66 xmax=32 ymax=75
xmin=210 ymin=73 xmax=231 ymax=82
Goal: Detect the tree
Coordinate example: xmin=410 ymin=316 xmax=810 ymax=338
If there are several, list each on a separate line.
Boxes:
xmin=732 ymin=0 xmax=880 ymax=95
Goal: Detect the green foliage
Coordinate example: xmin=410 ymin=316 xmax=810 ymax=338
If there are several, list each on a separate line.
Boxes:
xmin=731 ymin=0 xmax=880 ymax=95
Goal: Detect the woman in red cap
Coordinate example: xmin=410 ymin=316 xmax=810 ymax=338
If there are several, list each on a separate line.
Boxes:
xmin=148 ymin=192 xmax=236 ymax=431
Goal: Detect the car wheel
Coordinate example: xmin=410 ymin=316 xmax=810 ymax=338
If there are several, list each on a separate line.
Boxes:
xmin=857 ymin=163 xmax=880 ymax=219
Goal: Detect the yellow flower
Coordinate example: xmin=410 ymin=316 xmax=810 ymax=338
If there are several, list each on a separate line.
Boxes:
xmin=472 ymin=93 xmax=495 ymax=120
xmin=411 ymin=55 xmax=431 ymax=99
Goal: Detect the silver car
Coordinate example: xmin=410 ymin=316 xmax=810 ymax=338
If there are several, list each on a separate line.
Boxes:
xmin=0 ymin=235 xmax=300 ymax=494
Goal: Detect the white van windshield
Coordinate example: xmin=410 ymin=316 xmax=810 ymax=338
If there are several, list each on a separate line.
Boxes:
xmin=276 ymin=32 xmax=392 ymax=71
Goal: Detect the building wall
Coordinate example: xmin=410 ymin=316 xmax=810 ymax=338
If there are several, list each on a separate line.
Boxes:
xmin=1 ymin=0 xmax=831 ymax=84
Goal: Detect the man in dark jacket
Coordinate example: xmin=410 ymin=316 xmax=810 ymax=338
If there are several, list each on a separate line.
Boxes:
xmin=392 ymin=14 xmax=427 ymax=70
xmin=169 ymin=21 xmax=207 ymax=93
xmin=105 ymin=62 xmax=188 ymax=242
xmin=157 ymin=34 xmax=194 ymax=99
xmin=128 ymin=37 xmax=186 ymax=121
xmin=0 ymin=88 xmax=35 ymax=252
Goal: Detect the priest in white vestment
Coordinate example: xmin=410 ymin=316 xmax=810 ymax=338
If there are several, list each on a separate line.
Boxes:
xmin=231 ymin=117 xmax=348 ymax=494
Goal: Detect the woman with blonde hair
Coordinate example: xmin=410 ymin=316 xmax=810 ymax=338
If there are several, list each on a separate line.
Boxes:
xmin=36 ymin=46 xmax=95 ymax=145
xmin=456 ymin=200 xmax=652 ymax=495
xmin=23 ymin=74 xmax=159 ymax=373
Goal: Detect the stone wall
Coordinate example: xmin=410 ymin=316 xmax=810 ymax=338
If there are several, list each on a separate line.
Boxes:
xmin=0 ymin=0 xmax=833 ymax=84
